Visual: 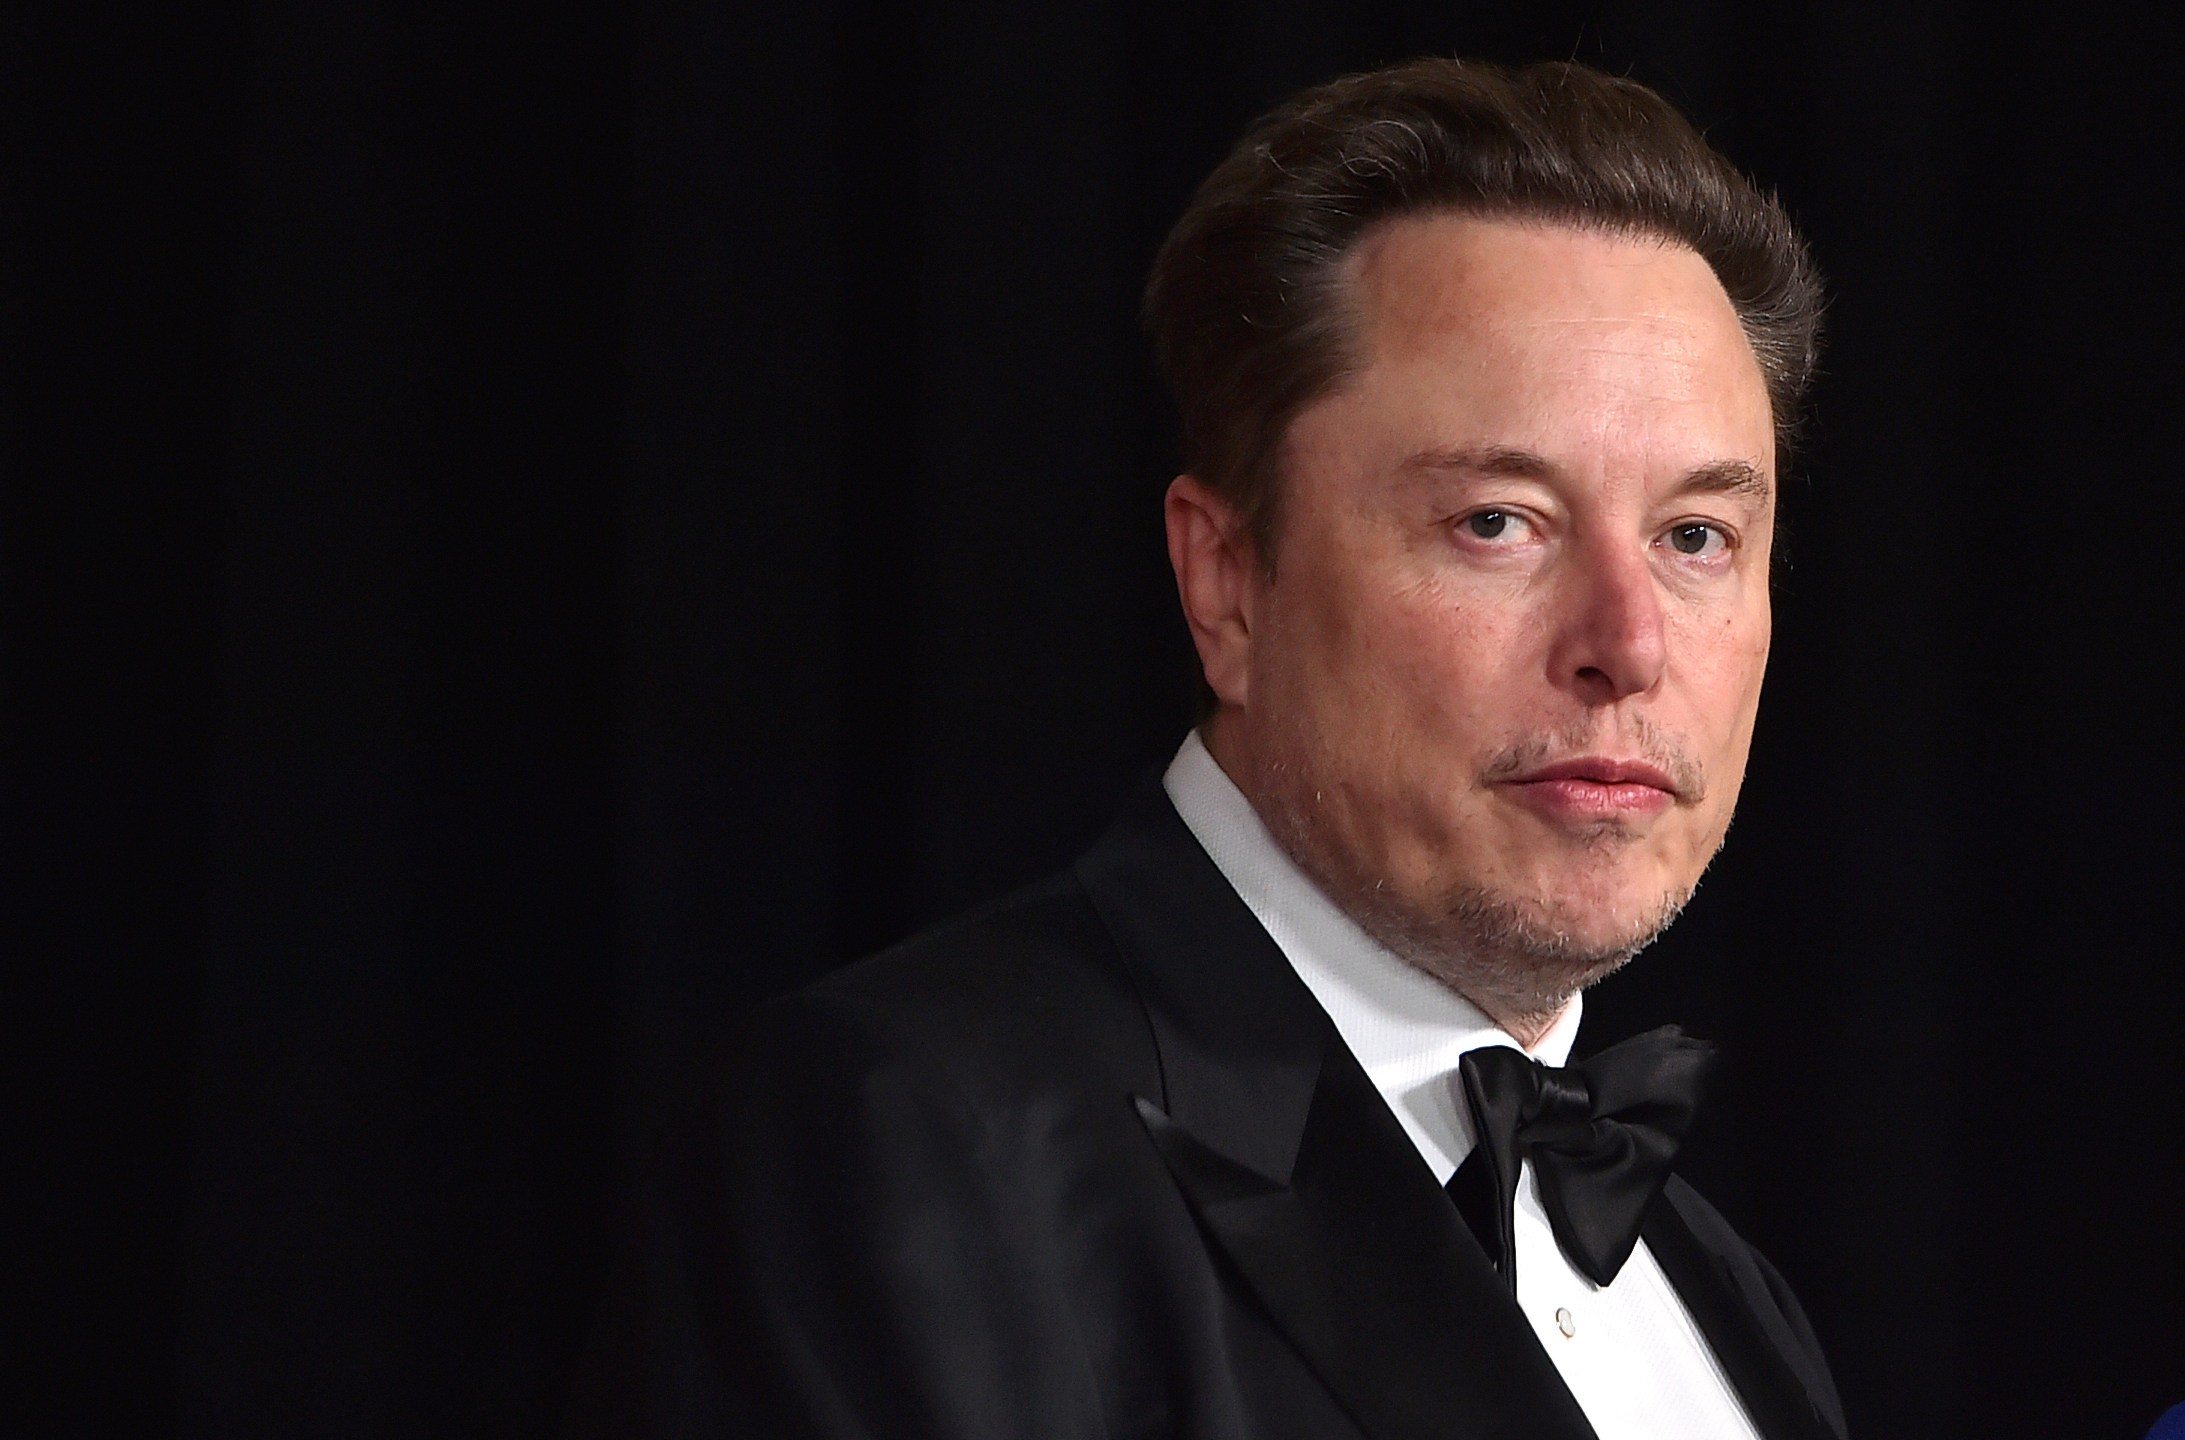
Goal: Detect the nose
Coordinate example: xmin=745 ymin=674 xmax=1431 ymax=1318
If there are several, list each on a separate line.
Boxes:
xmin=1548 ymin=539 xmax=1667 ymax=703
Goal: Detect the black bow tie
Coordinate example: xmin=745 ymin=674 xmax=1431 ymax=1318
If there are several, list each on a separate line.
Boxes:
xmin=1445 ymin=1026 xmax=1715 ymax=1290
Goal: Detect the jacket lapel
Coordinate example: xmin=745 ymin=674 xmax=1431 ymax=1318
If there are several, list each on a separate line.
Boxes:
xmin=1077 ymin=784 xmax=1595 ymax=1440
xmin=1642 ymin=1185 xmax=1844 ymax=1440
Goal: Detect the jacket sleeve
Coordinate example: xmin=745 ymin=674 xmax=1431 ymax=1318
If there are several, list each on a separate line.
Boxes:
xmin=577 ymin=988 xmax=1110 ymax=1440
xmin=1657 ymin=1177 xmax=1849 ymax=1440
xmin=1746 ymin=1241 xmax=1846 ymax=1438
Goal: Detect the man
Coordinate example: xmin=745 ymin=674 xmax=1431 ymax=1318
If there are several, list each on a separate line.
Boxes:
xmin=585 ymin=57 xmax=1843 ymax=1440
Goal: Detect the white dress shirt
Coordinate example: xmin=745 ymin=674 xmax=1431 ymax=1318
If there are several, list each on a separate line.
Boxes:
xmin=1164 ymin=731 xmax=1761 ymax=1440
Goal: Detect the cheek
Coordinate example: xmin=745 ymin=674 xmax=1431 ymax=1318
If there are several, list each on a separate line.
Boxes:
xmin=1672 ymin=608 xmax=1771 ymax=754
xmin=1310 ymin=580 xmax=1518 ymax=749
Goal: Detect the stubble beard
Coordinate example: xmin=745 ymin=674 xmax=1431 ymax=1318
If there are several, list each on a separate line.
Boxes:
xmin=1246 ymin=731 xmax=1714 ymax=1043
xmin=1331 ymin=854 xmax=1691 ymax=1041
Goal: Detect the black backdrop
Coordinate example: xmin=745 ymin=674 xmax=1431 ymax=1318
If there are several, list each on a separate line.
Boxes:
xmin=10 ymin=2 xmax=2183 ymax=1436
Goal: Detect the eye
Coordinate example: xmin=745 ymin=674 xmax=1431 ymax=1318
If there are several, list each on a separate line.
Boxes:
xmin=1459 ymin=509 xmax=1529 ymax=542
xmin=1663 ymin=522 xmax=1729 ymax=558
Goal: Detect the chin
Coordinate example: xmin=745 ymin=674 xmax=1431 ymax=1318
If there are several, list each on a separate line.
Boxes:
xmin=1463 ymin=880 xmax=1684 ymax=961
xmin=1496 ymin=844 xmax=1683 ymax=922
xmin=1543 ymin=907 xmax=1677 ymax=962
xmin=1262 ymin=799 xmax=1691 ymax=1022
xmin=1348 ymin=876 xmax=1683 ymax=1030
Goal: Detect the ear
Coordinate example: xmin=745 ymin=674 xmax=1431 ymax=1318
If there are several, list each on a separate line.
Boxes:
xmin=1164 ymin=475 xmax=1260 ymax=709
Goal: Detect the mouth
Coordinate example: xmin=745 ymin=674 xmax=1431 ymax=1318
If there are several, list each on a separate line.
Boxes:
xmin=1496 ymin=756 xmax=1682 ymax=822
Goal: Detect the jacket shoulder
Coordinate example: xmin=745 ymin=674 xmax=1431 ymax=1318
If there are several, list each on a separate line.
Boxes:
xmin=752 ymin=868 xmax=1161 ymax=1110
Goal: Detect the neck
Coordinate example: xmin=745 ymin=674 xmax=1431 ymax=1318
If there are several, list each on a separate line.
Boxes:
xmin=1468 ymin=996 xmax=1566 ymax=1052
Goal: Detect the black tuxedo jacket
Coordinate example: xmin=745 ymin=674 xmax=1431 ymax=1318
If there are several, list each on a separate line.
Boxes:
xmin=580 ymin=782 xmax=1847 ymax=1440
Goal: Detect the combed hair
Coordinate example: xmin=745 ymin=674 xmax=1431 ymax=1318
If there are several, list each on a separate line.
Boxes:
xmin=1142 ymin=58 xmax=1824 ymax=553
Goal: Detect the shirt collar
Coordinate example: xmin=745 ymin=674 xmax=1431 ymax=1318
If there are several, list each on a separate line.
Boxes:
xmin=1162 ymin=729 xmax=1581 ymax=1182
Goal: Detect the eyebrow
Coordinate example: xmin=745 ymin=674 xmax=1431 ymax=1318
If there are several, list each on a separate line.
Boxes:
xmin=1398 ymin=445 xmax=1773 ymax=501
xmin=1399 ymin=444 xmax=1556 ymax=480
xmin=1681 ymin=458 xmax=1773 ymax=501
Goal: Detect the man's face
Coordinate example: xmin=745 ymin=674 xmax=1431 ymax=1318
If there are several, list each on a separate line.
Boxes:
xmin=1187 ymin=215 xmax=1776 ymax=1024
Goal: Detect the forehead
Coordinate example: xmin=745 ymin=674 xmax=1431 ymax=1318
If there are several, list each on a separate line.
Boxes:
xmin=1300 ymin=214 xmax=1774 ymax=485
xmin=1343 ymin=214 xmax=1746 ymax=358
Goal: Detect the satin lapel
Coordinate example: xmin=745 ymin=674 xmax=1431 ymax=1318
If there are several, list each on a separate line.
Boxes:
xmin=1642 ymin=1188 xmax=1841 ymax=1440
xmin=1137 ymin=1043 xmax=1597 ymax=1440
xmin=1078 ymin=784 xmax=1595 ymax=1440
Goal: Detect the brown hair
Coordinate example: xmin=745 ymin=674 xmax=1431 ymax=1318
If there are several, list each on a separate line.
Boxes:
xmin=1142 ymin=58 xmax=1823 ymax=555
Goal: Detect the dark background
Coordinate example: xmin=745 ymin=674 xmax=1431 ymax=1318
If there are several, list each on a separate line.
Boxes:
xmin=9 ymin=1 xmax=2181 ymax=1436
